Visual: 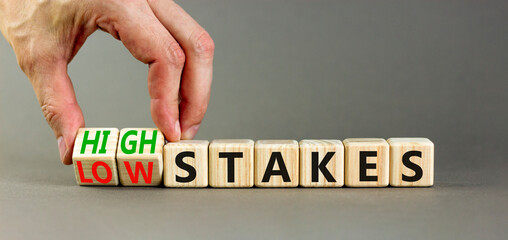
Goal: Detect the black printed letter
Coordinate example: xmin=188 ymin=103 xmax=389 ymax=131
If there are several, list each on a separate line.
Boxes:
xmin=402 ymin=151 xmax=423 ymax=182
xmin=312 ymin=152 xmax=336 ymax=182
xmin=175 ymin=151 xmax=196 ymax=183
xmin=262 ymin=152 xmax=291 ymax=182
xmin=360 ymin=151 xmax=378 ymax=181
xmin=219 ymin=152 xmax=243 ymax=182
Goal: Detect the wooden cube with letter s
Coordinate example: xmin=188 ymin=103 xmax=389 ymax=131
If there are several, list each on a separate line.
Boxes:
xmin=164 ymin=140 xmax=209 ymax=187
xmin=388 ymin=138 xmax=434 ymax=187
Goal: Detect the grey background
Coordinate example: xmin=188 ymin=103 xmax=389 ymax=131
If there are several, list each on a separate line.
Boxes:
xmin=1 ymin=0 xmax=507 ymax=239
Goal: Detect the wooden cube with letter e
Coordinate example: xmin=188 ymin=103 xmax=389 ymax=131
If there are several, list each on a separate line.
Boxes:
xmin=343 ymin=138 xmax=389 ymax=187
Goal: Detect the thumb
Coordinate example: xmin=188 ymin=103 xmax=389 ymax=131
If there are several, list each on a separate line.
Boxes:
xmin=27 ymin=61 xmax=84 ymax=165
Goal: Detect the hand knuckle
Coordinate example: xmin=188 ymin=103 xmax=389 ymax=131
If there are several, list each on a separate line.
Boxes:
xmin=167 ymin=41 xmax=186 ymax=68
xmin=191 ymin=29 xmax=215 ymax=59
xmin=40 ymin=101 xmax=61 ymax=127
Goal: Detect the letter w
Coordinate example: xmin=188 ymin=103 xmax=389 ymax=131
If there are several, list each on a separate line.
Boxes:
xmin=124 ymin=161 xmax=153 ymax=184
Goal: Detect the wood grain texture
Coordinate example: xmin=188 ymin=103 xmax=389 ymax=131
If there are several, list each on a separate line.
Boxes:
xmin=209 ymin=139 xmax=254 ymax=188
xmin=299 ymin=140 xmax=344 ymax=187
xmin=116 ymin=128 xmax=165 ymax=186
xmin=388 ymin=138 xmax=434 ymax=187
xmin=343 ymin=138 xmax=389 ymax=187
xmin=164 ymin=140 xmax=209 ymax=187
xmin=72 ymin=128 xmax=120 ymax=186
xmin=255 ymin=140 xmax=299 ymax=187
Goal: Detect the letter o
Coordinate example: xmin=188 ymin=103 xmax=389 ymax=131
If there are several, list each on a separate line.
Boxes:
xmin=92 ymin=161 xmax=113 ymax=184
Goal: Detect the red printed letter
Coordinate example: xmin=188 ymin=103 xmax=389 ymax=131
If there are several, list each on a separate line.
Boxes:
xmin=76 ymin=161 xmax=93 ymax=183
xmin=124 ymin=161 xmax=153 ymax=184
xmin=92 ymin=161 xmax=112 ymax=184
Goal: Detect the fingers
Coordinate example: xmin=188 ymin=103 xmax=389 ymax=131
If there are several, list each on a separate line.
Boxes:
xmin=96 ymin=1 xmax=185 ymax=141
xmin=148 ymin=0 xmax=214 ymax=140
xmin=27 ymin=60 xmax=85 ymax=165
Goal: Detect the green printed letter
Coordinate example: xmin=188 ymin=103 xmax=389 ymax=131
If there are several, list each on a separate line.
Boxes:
xmin=81 ymin=131 xmax=101 ymax=154
xmin=99 ymin=131 xmax=111 ymax=154
xmin=139 ymin=130 xmax=157 ymax=154
xmin=121 ymin=130 xmax=138 ymax=154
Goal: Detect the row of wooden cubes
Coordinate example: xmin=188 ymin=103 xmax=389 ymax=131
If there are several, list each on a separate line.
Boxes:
xmin=73 ymin=128 xmax=434 ymax=187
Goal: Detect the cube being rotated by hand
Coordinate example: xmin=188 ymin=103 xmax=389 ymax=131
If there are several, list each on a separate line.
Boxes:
xmin=73 ymin=128 xmax=120 ymax=186
xmin=116 ymin=128 xmax=165 ymax=186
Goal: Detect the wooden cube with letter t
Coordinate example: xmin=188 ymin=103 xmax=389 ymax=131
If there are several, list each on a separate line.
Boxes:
xmin=72 ymin=128 xmax=120 ymax=186
xmin=255 ymin=140 xmax=299 ymax=187
xmin=388 ymin=138 xmax=434 ymax=187
xmin=164 ymin=140 xmax=209 ymax=187
xmin=343 ymin=138 xmax=389 ymax=187
xmin=299 ymin=140 xmax=344 ymax=187
xmin=209 ymin=139 xmax=254 ymax=187
xmin=116 ymin=128 xmax=165 ymax=186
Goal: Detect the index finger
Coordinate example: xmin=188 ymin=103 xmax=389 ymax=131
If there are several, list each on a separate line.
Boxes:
xmin=97 ymin=1 xmax=184 ymax=141
xmin=148 ymin=0 xmax=214 ymax=140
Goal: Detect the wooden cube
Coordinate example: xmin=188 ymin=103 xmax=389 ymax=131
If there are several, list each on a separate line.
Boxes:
xmin=164 ymin=140 xmax=209 ymax=187
xmin=116 ymin=128 xmax=165 ymax=186
xmin=299 ymin=140 xmax=344 ymax=187
xmin=343 ymin=138 xmax=389 ymax=187
xmin=388 ymin=138 xmax=434 ymax=187
xmin=72 ymin=128 xmax=120 ymax=186
xmin=255 ymin=140 xmax=299 ymax=187
xmin=209 ymin=139 xmax=254 ymax=188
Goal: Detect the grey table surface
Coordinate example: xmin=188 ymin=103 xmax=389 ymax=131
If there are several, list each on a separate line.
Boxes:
xmin=1 ymin=0 xmax=507 ymax=239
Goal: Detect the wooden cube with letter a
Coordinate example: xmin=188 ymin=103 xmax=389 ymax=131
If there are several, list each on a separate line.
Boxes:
xmin=164 ymin=140 xmax=209 ymax=187
xmin=299 ymin=140 xmax=344 ymax=187
xmin=388 ymin=138 xmax=434 ymax=187
xmin=343 ymin=138 xmax=389 ymax=187
xmin=255 ymin=140 xmax=299 ymax=187
xmin=73 ymin=128 xmax=120 ymax=186
xmin=209 ymin=139 xmax=254 ymax=188
xmin=116 ymin=128 xmax=165 ymax=186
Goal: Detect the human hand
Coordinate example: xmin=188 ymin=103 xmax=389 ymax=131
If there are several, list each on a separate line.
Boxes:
xmin=0 ymin=0 xmax=214 ymax=164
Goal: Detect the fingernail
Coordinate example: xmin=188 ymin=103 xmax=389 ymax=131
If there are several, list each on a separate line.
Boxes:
xmin=182 ymin=124 xmax=201 ymax=140
xmin=57 ymin=136 xmax=67 ymax=162
xmin=174 ymin=120 xmax=181 ymax=140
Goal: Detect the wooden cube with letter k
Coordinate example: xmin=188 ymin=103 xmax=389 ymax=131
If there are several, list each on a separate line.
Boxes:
xmin=116 ymin=128 xmax=165 ymax=186
xmin=73 ymin=128 xmax=120 ymax=186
